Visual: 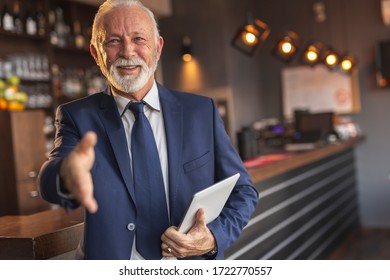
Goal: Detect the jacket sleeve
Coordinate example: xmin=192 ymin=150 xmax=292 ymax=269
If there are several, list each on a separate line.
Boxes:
xmin=206 ymin=99 xmax=259 ymax=259
xmin=38 ymin=105 xmax=81 ymax=210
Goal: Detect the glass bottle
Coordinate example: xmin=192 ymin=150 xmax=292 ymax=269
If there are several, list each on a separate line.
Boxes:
xmin=55 ymin=8 xmax=68 ymax=47
xmin=25 ymin=4 xmax=38 ymax=36
xmin=36 ymin=1 xmax=46 ymax=36
xmin=13 ymin=0 xmax=23 ymax=34
xmin=2 ymin=0 xmax=14 ymax=32
xmin=73 ymin=20 xmax=85 ymax=49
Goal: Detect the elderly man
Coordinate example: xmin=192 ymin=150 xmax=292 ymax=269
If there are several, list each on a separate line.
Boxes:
xmin=38 ymin=0 xmax=258 ymax=260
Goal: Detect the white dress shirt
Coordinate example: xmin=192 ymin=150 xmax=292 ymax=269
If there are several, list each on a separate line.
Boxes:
xmin=112 ymin=81 xmax=170 ymax=260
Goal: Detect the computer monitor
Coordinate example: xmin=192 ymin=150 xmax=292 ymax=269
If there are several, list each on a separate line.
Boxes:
xmin=295 ymin=111 xmax=334 ymax=142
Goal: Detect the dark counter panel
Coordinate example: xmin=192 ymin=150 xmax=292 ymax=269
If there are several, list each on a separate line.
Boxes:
xmin=226 ymin=148 xmax=359 ymax=259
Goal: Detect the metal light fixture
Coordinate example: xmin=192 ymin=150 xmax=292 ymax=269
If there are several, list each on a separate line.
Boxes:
xmin=181 ymin=35 xmax=192 ymax=62
xmin=271 ymin=30 xmax=300 ymax=63
xmin=340 ymin=53 xmax=357 ymax=72
xmin=301 ymin=41 xmax=325 ymax=66
xmin=323 ymin=47 xmax=340 ymax=70
xmin=231 ymin=13 xmax=271 ymax=56
xmin=338 ymin=0 xmax=357 ymax=73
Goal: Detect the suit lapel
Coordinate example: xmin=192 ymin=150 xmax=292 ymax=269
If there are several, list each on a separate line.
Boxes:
xmin=158 ymin=85 xmax=183 ymax=222
xmin=97 ymin=93 xmax=136 ymax=205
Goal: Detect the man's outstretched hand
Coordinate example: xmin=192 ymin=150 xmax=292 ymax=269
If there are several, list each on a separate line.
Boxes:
xmin=59 ymin=131 xmax=98 ymax=213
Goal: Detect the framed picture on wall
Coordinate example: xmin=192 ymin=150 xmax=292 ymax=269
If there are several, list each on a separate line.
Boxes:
xmin=281 ymin=65 xmax=361 ymax=120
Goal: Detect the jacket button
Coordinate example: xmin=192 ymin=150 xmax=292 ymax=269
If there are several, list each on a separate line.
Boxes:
xmin=127 ymin=223 xmax=135 ymax=231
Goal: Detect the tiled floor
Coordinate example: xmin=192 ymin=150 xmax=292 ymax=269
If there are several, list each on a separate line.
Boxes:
xmin=328 ymin=228 xmax=390 ymax=260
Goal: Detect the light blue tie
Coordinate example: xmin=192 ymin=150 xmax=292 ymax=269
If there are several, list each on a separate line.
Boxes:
xmin=128 ymin=101 xmax=169 ymax=260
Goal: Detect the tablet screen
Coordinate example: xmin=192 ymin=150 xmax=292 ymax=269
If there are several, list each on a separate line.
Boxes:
xmin=177 ymin=173 xmax=240 ymax=233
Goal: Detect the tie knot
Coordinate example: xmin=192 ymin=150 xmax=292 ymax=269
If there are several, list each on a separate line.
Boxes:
xmin=128 ymin=102 xmax=145 ymax=118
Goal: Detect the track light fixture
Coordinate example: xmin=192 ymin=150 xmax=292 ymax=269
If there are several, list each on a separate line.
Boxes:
xmin=301 ymin=41 xmax=324 ymax=66
xmin=231 ymin=13 xmax=271 ymax=56
xmin=229 ymin=3 xmax=358 ymax=74
xmin=340 ymin=54 xmax=357 ymax=72
xmin=271 ymin=30 xmax=300 ymax=63
xmin=323 ymin=47 xmax=339 ymax=70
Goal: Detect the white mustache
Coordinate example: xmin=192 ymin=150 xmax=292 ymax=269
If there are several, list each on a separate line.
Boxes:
xmin=114 ymin=58 xmax=147 ymax=68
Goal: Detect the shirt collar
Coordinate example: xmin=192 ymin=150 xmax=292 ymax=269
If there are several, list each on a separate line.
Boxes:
xmin=110 ymin=81 xmax=160 ymax=116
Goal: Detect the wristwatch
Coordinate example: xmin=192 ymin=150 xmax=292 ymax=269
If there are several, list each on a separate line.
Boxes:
xmin=203 ymin=247 xmax=218 ymax=259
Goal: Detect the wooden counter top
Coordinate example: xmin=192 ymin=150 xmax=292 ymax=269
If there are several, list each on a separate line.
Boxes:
xmin=0 ymin=207 xmax=84 ymax=260
xmin=247 ymin=138 xmax=361 ymax=184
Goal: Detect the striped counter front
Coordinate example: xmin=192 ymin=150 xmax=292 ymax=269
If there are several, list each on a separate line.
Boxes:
xmin=226 ymin=140 xmax=360 ymax=260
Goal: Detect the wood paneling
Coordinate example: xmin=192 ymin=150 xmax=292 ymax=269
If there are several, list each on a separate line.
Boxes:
xmin=0 ymin=111 xmax=51 ymax=216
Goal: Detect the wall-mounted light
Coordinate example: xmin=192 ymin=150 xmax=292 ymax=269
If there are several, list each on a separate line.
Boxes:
xmin=271 ymin=30 xmax=300 ymax=63
xmin=301 ymin=41 xmax=324 ymax=66
xmin=181 ymin=35 xmax=192 ymax=62
xmin=231 ymin=13 xmax=271 ymax=56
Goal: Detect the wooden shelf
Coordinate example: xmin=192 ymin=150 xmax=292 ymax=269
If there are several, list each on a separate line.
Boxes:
xmin=0 ymin=30 xmax=46 ymax=42
xmin=0 ymin=0 xmax=98 ymax=113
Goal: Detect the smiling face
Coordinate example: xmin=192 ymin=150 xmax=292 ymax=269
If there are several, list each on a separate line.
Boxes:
xmin=90 ymin=5 xmax=163 ymax=100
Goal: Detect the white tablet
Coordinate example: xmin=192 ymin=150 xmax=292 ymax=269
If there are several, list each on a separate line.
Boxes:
xmin=177 ymin=173 xmax=240 ymax=233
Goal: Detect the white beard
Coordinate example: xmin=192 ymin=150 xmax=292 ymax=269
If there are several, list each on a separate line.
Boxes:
xmin=108 ymin=54 xmax=158 ymax=94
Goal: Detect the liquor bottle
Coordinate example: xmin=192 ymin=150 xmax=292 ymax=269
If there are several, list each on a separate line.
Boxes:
xmin=25 ymin=4 xmax=37 ymax=36
xmin=49 ymin=8 xmax=58 ymax=45
xmin=73 ymin=20 xmax=85 ymax=49
xmin=54 ymin=8 xmax=69 ymax=47
xmin=36 ymin=2 xmax=46 ymax=36
xmin=13 ymin=0 xmax=23 ymax=34
xmin=2 ymin=0 xmax=14 ymax=32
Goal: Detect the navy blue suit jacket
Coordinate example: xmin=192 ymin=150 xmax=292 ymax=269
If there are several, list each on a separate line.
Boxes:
xmin=38 ymin=83 xmax=258 ymax=260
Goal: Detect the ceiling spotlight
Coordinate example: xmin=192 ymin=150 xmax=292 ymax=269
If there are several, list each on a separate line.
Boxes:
xmin=340 ymin=54 xmax=357 ymax=72
xmin=323 ymin=47 xmax=339 ymax=70
xmin=241 ymin=24 xmax=260 ymax=46
xmin=231 ymin=14 xmax=271 ymax=56
xmin=271 ymin=30 xmax=300 ymax=63
xmin=302 ymin=41 xmax=325 ymax=66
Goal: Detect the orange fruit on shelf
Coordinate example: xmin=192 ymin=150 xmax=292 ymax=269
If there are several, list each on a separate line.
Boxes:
xmin=7 ymin=101 xmax=24 ymax=111
xmin=0 ymin=98 xmax=8 ymax=110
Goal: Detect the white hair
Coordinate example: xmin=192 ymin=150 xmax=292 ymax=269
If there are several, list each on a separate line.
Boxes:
xmin=90 ymin=0 xmax=160 ymax=47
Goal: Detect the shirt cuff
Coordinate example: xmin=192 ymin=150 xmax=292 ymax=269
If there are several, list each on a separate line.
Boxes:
xmin=56 ymin=173 xmax=76 ymax=200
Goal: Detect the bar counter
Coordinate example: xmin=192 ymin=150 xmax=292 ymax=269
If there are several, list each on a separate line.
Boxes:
xmin=226 ymin=137 xmax=362 ymax=259
xmin=0 ymin=208 xmax=83 ymax=260
xmin=0 ymin=138 xmax=361 ymax=259
xmin=247 ymin=137 xmax=362 ymax=183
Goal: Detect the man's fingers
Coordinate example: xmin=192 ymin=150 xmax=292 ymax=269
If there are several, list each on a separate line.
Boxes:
xmin=59 ymin=131 xmax=98 ymax=213
xmin=82 ymin=196 xmax=98 ymax=213
xmin=195 ymin=208 xmax=206 ymax=226
xmin=75 ymin=131 xmax=97 ymax=154
xmin=77 ymin=174 xmax=98 ymax=213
